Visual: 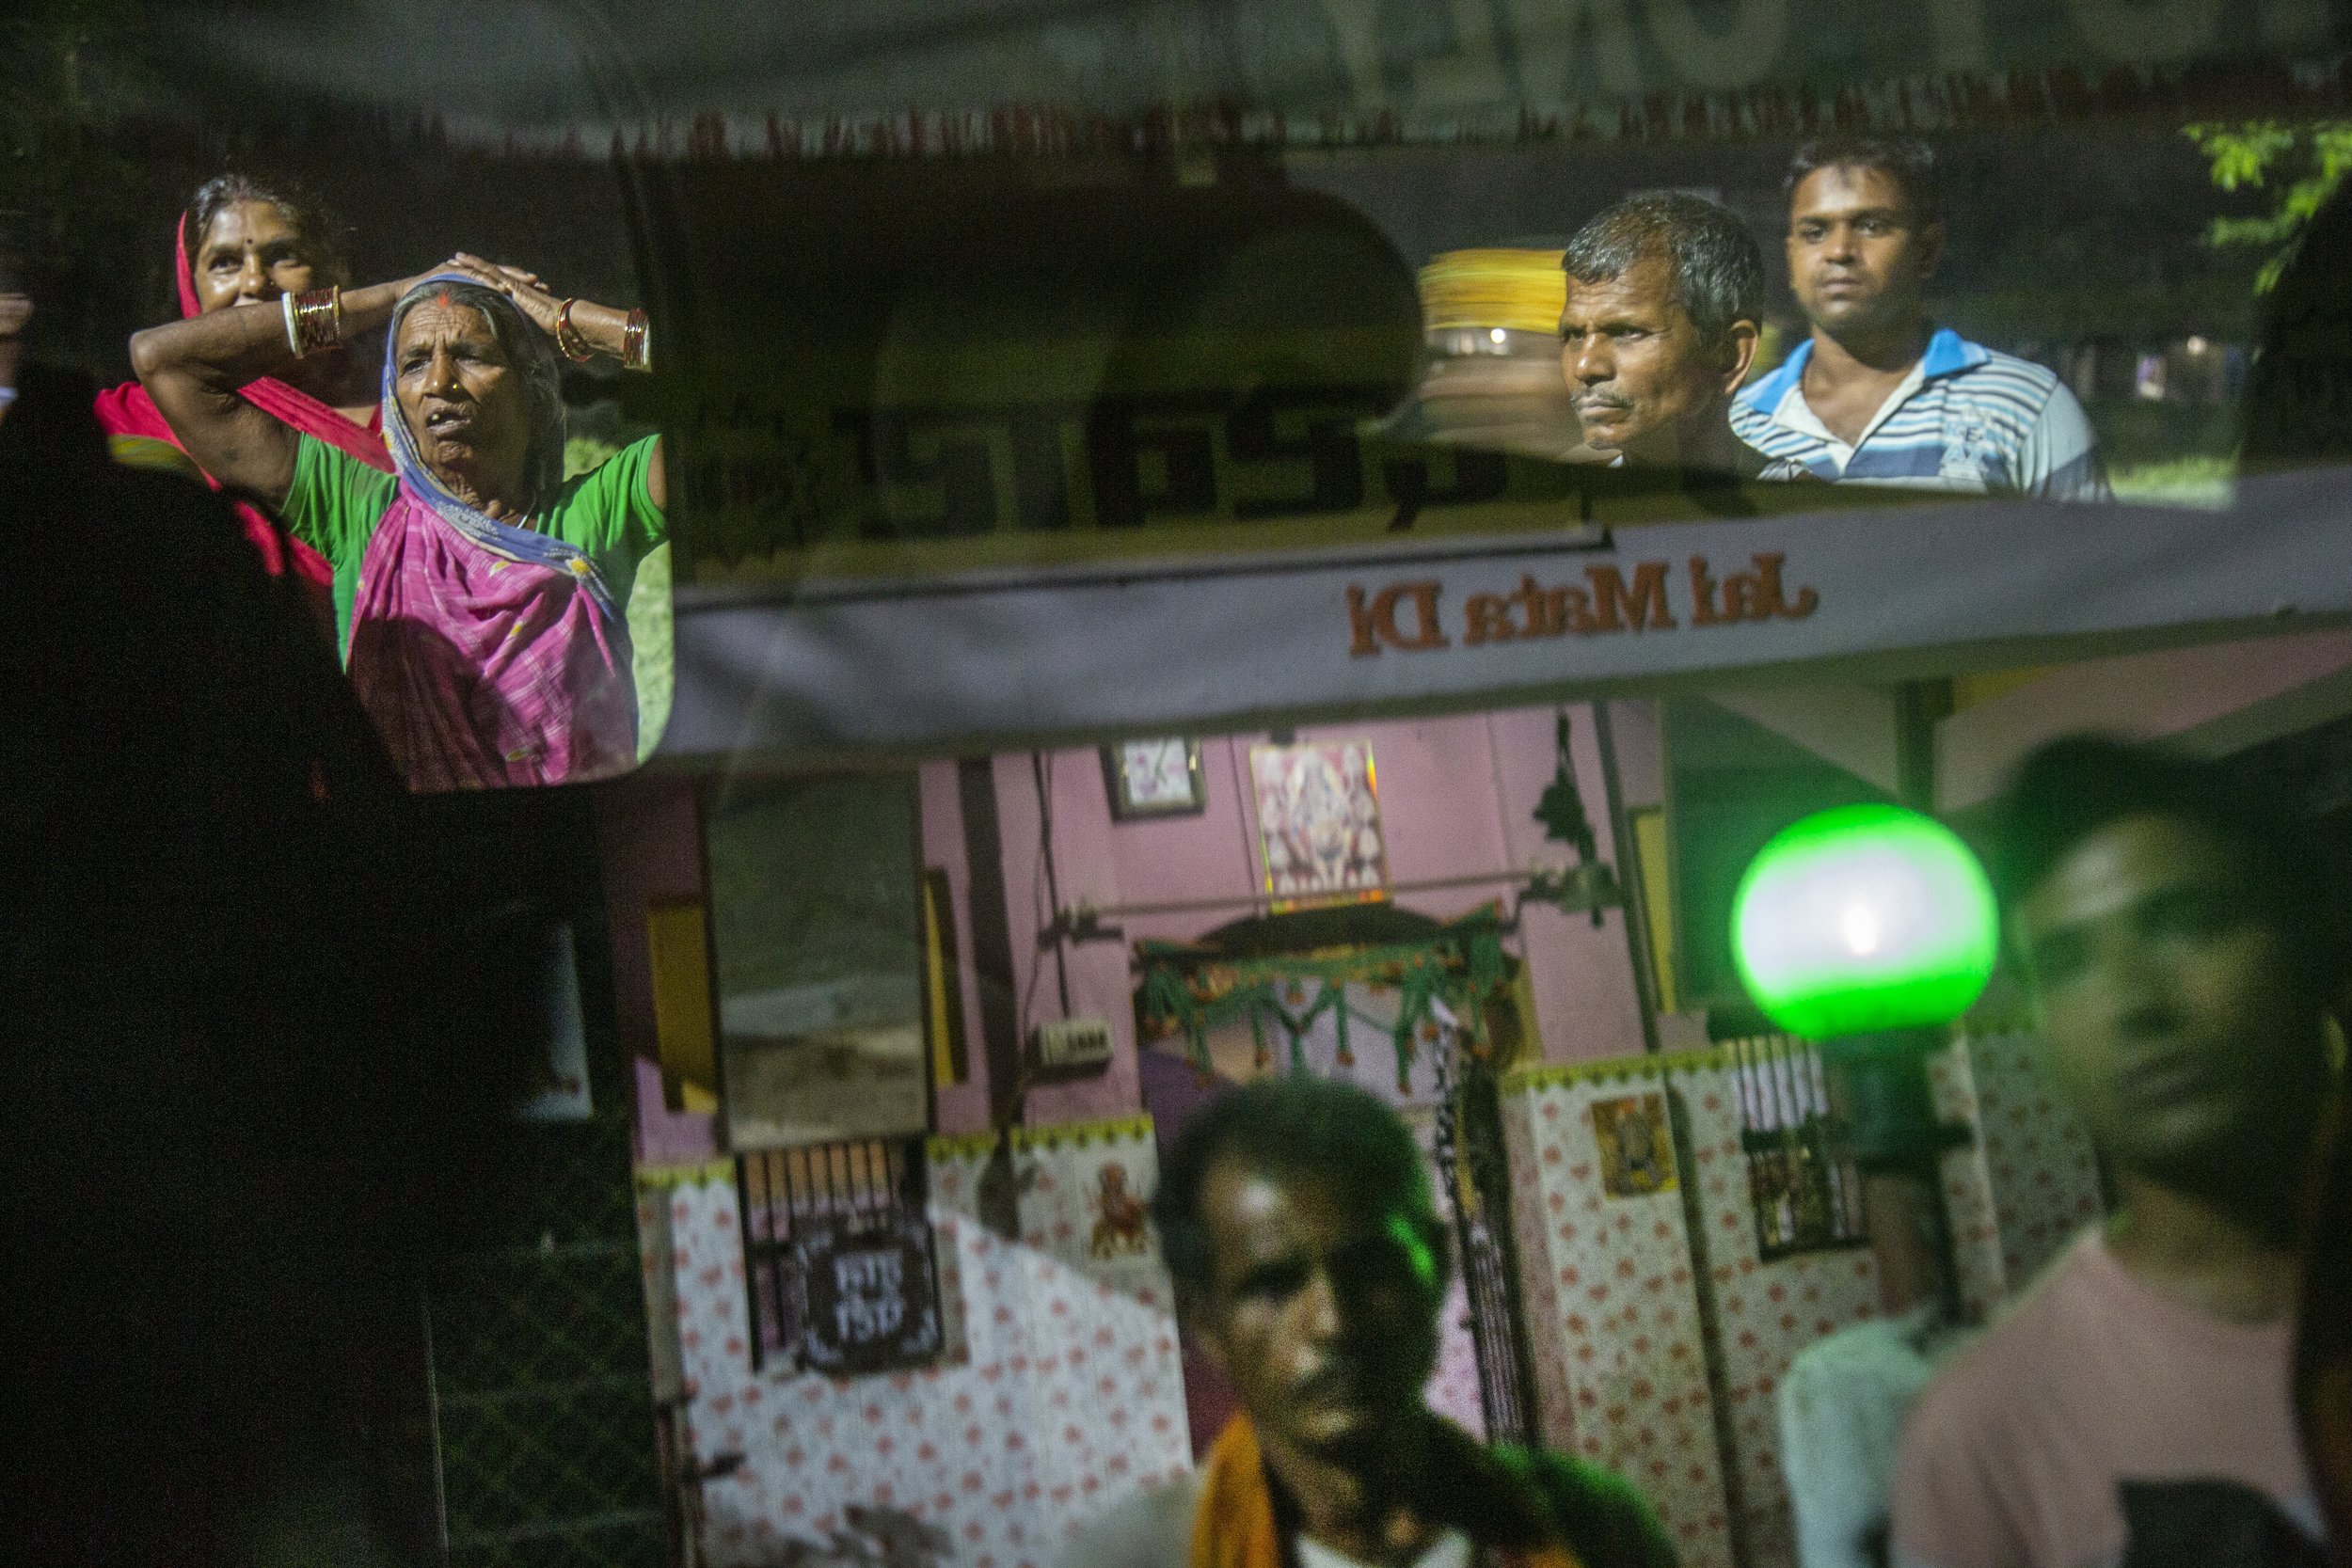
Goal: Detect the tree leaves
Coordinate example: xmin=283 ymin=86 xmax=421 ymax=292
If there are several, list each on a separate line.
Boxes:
xmin=2185 ymin=120 xmax=2352 ymax=293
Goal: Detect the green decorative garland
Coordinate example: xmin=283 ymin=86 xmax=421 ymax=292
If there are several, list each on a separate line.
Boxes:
xmin=1136 ymin=911 xmax=1508 ymax=1090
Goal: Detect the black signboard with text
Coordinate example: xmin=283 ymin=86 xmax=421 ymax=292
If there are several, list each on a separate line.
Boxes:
xmin=791 ymin=1212 xmax=945 ymax=1376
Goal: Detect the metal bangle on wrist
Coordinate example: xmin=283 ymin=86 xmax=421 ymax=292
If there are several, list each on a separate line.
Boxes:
xmin=552 ymin=299 xmax=652 ymax=373
xmin=622 ymin=308 xmax=651 ymax=374
xmin=554 ymin=297 xmax=596 ymax=365
xmin=284 ymin=287 xmax=342 ymax=357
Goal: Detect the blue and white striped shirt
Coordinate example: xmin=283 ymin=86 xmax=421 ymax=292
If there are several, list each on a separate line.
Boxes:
xmin=1732 ymin=329 xmax=2110 ymax=501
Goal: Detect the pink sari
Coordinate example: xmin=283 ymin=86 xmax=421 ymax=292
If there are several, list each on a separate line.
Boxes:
xmin=344 ymin=489 xmax=638 ymax=791
xmin=92 ymin=214 xmax=389 ymax=621
xmin=342 ymin=272 xmax=638 ymax=791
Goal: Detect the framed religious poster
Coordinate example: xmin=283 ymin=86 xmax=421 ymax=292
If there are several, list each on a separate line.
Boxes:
xmin=1248 ymin=740 xmax=1388 ymax=909
xmin=1103 ymin=737 xmax=1207 ymax=819
xmin=1593 ymin=1093 xmax=1678 ymax=1198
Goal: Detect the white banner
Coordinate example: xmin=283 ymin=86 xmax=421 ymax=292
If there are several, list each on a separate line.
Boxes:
xmin=660 ymin=469 xmax=2352 ymax=758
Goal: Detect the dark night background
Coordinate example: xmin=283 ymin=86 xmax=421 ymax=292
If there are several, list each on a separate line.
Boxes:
xmin=5 ymin=0 xmax=2315 ymax=493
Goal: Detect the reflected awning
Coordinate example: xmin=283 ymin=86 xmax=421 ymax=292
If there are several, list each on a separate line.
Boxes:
xmin=135 ymin=1 xmax=2349 ymax=150
xmin=656 ymin=469 xmax=2352 ymax=763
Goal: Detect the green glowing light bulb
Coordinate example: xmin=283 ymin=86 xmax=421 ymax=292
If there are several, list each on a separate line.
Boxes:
xmin=1731 ymin=803 xmax=1998 ymax=1040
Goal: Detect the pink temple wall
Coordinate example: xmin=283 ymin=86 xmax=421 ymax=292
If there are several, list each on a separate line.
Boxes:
xmin=598 ymin=776 xmax=706 ymax=1073
xmin=612 ymin=702 xmax=1661 ymax=1146
xmin=1935 ymin=626 xmax=2352 ymax=813
xmin=923 ymin=705 xmax=1656 ymax=1137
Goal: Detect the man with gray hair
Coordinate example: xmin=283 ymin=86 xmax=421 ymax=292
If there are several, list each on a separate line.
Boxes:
xmin=1558 ymin=191 xmax=1770 ymax=475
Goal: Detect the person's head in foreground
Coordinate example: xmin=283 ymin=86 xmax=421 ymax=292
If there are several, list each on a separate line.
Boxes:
xmin=1883 ymin=735 xmax=2344 ymax=1568
xmin=1156 ymin=1074 xmax=1452 ymax=1465
xmin=1781 ymin=136 xmax=1943 ymax=353
xmin=1558 ymin=191 xmax=1763 ymax=472
xmin=1073 ymin=1073 xmax=1674 ymax=1568
xmin=1994 ymin=735 xmax=2340 ymax=1216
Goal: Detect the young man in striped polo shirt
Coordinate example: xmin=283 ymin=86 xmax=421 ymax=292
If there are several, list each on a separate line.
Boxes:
xmin=1732 ymin=137 xmax=2110 ymax=500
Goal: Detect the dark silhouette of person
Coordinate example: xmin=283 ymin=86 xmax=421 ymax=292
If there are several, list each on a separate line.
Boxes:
xmin=3 ymin=364 xmax=514 ymax=1564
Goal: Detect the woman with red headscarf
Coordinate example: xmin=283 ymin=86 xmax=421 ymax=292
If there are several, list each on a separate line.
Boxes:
xmin=93 ymin=174 xmax=392 ymax=629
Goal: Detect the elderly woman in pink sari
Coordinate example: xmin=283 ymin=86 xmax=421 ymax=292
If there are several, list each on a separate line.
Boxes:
xmin=95 ymin=175 xmax=392 ymax=629
xmin=133 ymin=255 xmax=662 ymax=790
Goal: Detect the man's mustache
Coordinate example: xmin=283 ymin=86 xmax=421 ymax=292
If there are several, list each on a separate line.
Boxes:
xmin=1575 ymin=394 xmax=1632 ymax=413
xmin=1292 ymin=1359 xmax=1371 ymax=1402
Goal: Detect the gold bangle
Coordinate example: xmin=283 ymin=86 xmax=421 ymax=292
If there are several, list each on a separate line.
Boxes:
xmin=290 ymin=287 xmax=342 ymax=356
xmin=554 ymin=297 xmax=596 ymax=364
xmin=622 ymin=307 xmax=651 ymax=374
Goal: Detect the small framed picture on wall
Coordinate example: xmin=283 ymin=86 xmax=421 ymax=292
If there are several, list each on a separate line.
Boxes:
xmin=1103 ymin=737 xmax=1207 ymax=820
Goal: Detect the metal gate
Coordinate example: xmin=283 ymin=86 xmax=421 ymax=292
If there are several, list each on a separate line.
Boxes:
xmin=425 ymin=1116 xmax=668 ymax=1568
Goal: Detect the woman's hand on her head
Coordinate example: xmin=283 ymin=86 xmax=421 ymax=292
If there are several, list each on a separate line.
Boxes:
xmin=409 ymin=257 xmax=506 ymax=307
xmin=449 ymin=253 xmax=562 ymax=337
xmin=438 ymin=258 xmax=637 ymax=368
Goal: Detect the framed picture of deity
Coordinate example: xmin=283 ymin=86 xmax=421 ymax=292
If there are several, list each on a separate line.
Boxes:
xmin=1593 ymin=1093 xmax=1678 ymax=1199
xmin=1248 ymin=740 xmax=1388 ymax=910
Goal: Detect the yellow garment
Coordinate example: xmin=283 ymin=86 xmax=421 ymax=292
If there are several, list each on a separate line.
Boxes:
xmin=1417 ymin=249 xmax=1568 ymax=336
xmin=1189 ymin=1415 xmax=1583 ymax=1568
xmin=107 ymin=432 xmax=206 ymax=481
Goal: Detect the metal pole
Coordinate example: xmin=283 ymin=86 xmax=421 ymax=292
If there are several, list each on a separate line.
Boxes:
xmin=1063 ymin=866 xmax=1563 ymax=925
xmin=1592 ymin=701 xmax=1663 ymax=1055
xmin=1032 ymin=751 xmax=1073 ymax=1017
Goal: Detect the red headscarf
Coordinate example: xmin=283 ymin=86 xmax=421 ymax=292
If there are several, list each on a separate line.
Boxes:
xmin=92 ymin=212 xmax=392 ymax=614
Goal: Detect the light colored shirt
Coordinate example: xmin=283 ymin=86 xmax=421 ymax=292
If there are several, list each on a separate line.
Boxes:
xmin=1298 ymin=1528 xmax=1473 ymax=1568
xmin=1781 ymin=1305 xmax=1969 ymax=1568
xmin=1732 ymin=330 xmax=2110 ymax=501
xmin=1889 ymin=1228 xmax=2324 ymax=1568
